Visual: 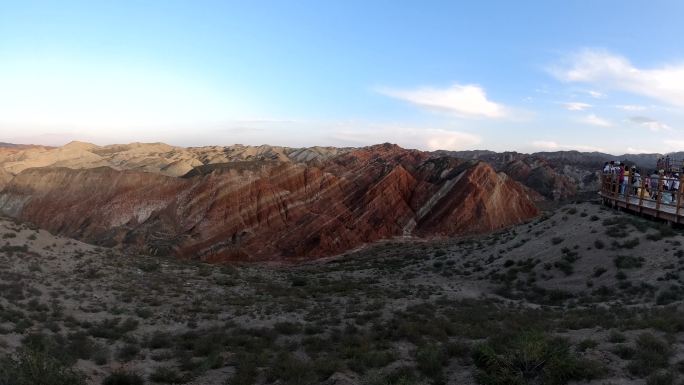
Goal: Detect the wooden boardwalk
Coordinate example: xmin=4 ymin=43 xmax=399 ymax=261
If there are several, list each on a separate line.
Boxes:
xmin=600 ymin=173 xmax=684 ymax=223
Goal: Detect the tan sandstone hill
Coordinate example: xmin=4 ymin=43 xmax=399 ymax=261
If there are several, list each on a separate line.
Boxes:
xmin=0 ymin=142 xmax=349 ymax=178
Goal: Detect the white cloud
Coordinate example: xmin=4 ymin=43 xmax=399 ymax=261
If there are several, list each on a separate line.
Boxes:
xmin=626 ymin=147 xmax=657 ymax=154
xmin=581 ymin=114 xmax=612 ymax=127
xmin=563 ymin=102 xmax=592 ymax=111
xmin=531 ymin=140 xmax=560 ymax=150
xmin=551 ymin=49 xmax=684 ymax=108
xmin=531 ymin=140 xmax=604 ymax=152
xmin=627 ymin=116 xmax=671 ymax=132
xmin=588 ymin=90 xmax=605 ymax=98
xmin=664 ymin=140 xmax=684 ymax=151
xmin=377 ymin=83 xmax=507 ymax=118
xmin=571 ymin=144 xmax=606 ymax=152
xmin=616 ymin=104 xmax=647 ymax=111
xmin=332 ymin=126 xmax=482 ymax=151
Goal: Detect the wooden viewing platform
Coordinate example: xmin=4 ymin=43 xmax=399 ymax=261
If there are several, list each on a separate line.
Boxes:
xmin=600 ymin=173 xmax=684 ymax=223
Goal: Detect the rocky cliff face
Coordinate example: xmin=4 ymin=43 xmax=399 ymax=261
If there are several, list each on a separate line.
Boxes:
xmin=500 ymin=157 xmax=578 ymax=201
xmin=441 ymin=151 xmax=595 ymax=200
xmin=0 ymin=169 xmax=11 ymax=191
xmin=0 ymin=144 xmax=539 ymax=261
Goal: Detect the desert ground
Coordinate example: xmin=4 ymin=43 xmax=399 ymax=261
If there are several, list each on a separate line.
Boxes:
xmin=2 ymin=200 xmax=684 ymax=385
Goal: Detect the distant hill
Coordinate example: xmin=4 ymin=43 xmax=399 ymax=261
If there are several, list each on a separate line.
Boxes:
xmin=1 ymin=140 xmax=679 ymax=204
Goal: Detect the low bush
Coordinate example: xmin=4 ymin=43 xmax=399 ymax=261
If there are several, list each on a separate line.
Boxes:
xmin=646 ymin=371 xmax=674 ymax=385
xmin=0 ymin=348 xmax=86 ymax=385
xmin=415 ymin=343 xmax=447 ymax=380
xmin=102 ymin=371 xmax=144 ymax=385
xmin=627 ymin=333 xmax=671 ymax=377
xmin=149 ymin=367 xmax=186 ymax=384
xmin=593 ymin=267 xmax=607 ymax=277
xmin=266 ymin=352 xmax=317 ymax=385
xmin=472 ymin=331 xmax=604 ymax=385
xmin=614 ymin=255 xmax=644 ymax=269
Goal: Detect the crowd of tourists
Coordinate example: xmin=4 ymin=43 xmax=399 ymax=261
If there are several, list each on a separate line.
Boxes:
xmin=602 ymin=159 xmax=681 ymax=203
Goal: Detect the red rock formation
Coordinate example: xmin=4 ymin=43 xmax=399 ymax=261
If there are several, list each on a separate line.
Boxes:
xmin=0 ymin=144 xmax=540 ymax=261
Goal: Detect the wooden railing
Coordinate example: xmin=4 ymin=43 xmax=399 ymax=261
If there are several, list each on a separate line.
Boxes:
xmin=600 ymin=173 xmax=684 ymax=219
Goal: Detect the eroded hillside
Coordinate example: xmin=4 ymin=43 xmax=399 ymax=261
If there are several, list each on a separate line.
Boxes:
xmin=0 ymin=144 xmax=539 ymax=261
xmin=2 ymin=202 xmax=684 ymax=384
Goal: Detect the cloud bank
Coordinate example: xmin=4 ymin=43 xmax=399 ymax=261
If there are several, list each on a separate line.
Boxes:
xmin=552 ymin=49 xmax=684 ymax=108
xmin=627 ymin=116 xmax=671 ymax=132
xmin=331 ymin=126 xmax=482 ymax=151
xmin=377 ymin=83 xmax=507 ymax=118
xmin=563 ymin=102 xmax=591 ymax=111
xmin=581 ymin=114 xmax=612 ymax=127
xmin=531 ymin=140 xmax=604 ymax=152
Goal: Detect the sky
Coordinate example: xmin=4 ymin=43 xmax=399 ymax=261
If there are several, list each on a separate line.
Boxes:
xmin=1 ymin=0 xmax=684 ymax=154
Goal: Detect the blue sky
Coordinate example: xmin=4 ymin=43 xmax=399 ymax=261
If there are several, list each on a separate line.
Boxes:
xmin=1 ymin=0 xmax=684 ymax=154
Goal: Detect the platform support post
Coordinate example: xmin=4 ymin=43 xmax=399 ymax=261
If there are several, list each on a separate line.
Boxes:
xmin=656 ymin=175 xmax=664 ymax=217
xmin=639 ymin=176 xmax=645 ymax=211
xmin=676 ymin=175 xmax=683 ymax=222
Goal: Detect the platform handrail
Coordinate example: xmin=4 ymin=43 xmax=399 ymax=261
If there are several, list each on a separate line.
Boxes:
xmin=600 ymin=172 xmax=684 ymax=222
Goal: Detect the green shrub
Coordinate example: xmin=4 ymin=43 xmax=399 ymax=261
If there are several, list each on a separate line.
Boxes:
xmin=0 ymin=348 xmax=86 ymax=385
xmin=273 ymin=321 xmax=302 ymax=335
xmin=646 ymin=371 xmax=674 ymax=385
xmin=290 ymin=276 xmax=308 ymax=287
xmin=612 ymin=344 xmax=636 ymax=359
xmin=226 ymin=353 xmax=259 ymax=385
xmin=146 ymin=331 xmax=173 ymax=349
xmin=656 ymin=286 xmax=684 ymax=305
xmin=266 ymin=352 xmax=317 ymax=385
xmin=364 ymin=366 xmax=419 ymax=385
xmin=415 ymin=343 xmax=447 ymax=379
xmin=615 ymin=238 xmax=640 ymax=249
xmin=605 ymin=226 xmax=628 ymax=238
xmin=134 ymin=307 xmax=153 ymax=319
xmin=116 ymin=343 xmax=140 ymax=362
xmin=149 ymin=367 xmax=186 ymax=384
xmin=65 ymin=332 xmax=97 ymax=360
xmin=627 ymin=333 xmax=671 ymax=377
xmin=607 ymin=331 xmax=626 ymax=343
xmin=89 ymin=318 xmax=139 ymax=340
xmin=577 ymin=339 xmax=598 ymax=352
xmin=554 ymin=260 xmax=574 ymax=276
xmin=102 ymin=371 xmax=144 ymax=385
xmin=472 ymin=331 xmax=604 ymax=385
xmin=614 ymin=255 xmax=644 ymax=269
xmin=92 ymin=347 xmax=110 ymax=366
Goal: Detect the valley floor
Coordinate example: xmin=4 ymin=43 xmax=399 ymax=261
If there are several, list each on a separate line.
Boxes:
xmin=2 ymin=201 xmax=684 ymax=384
